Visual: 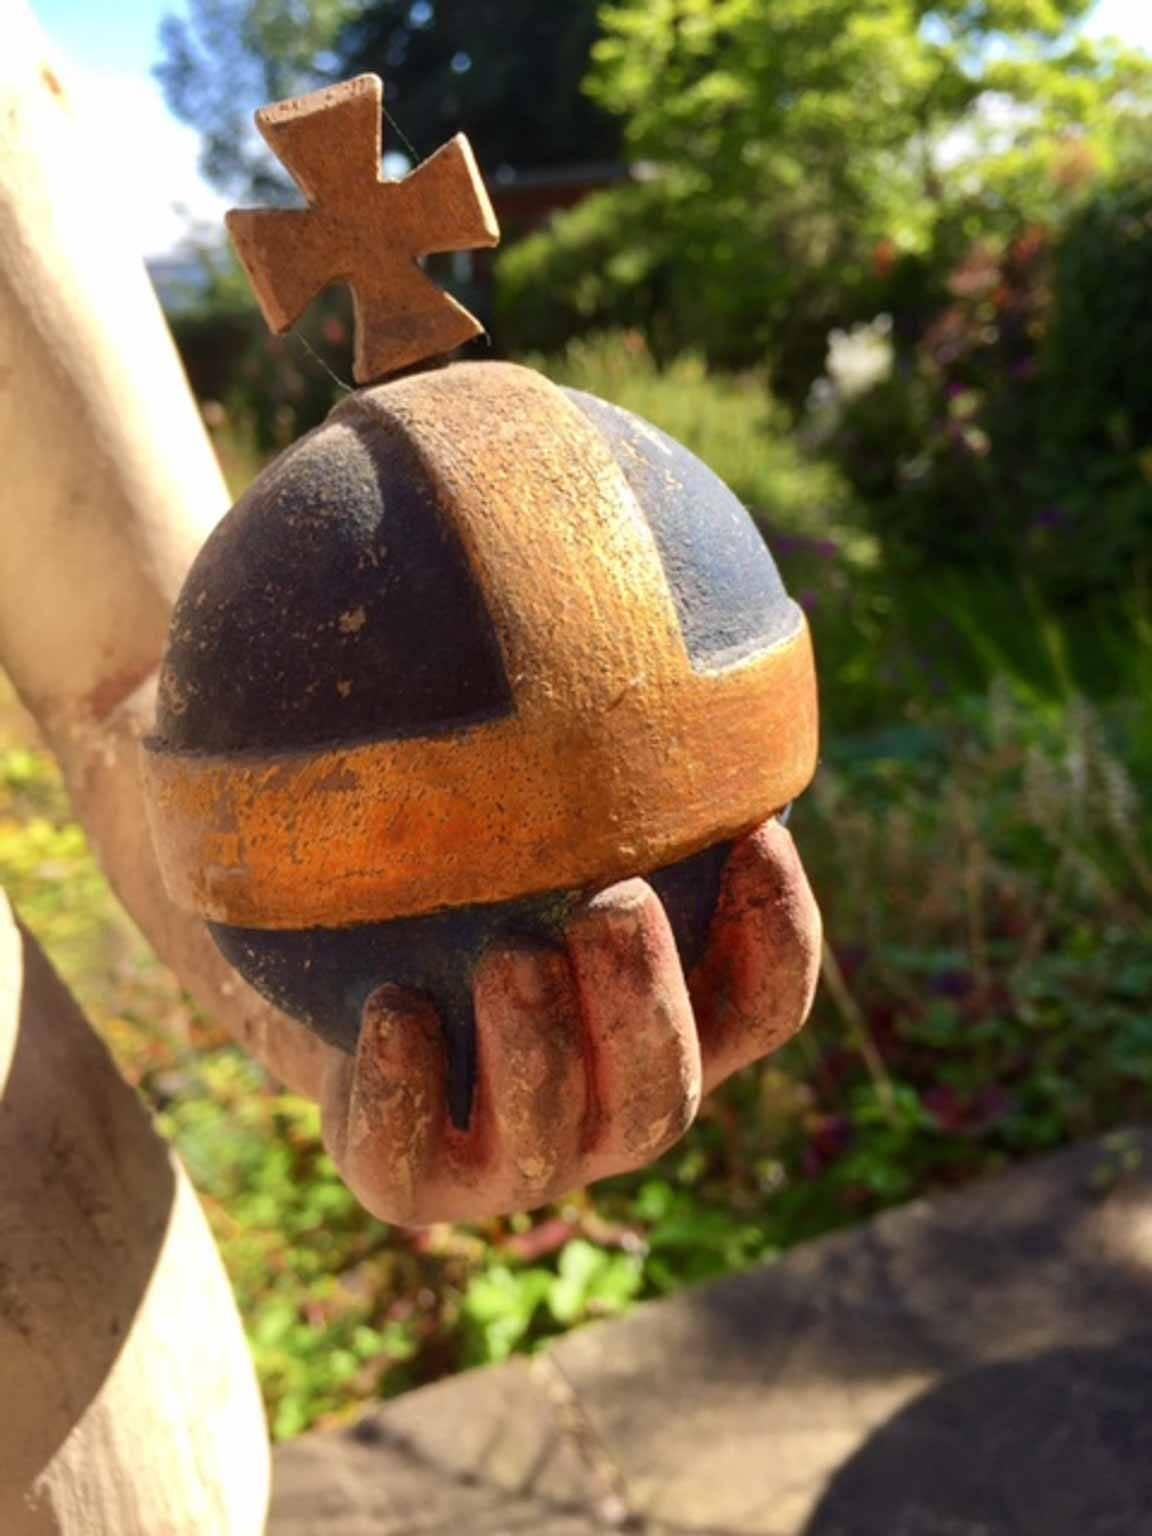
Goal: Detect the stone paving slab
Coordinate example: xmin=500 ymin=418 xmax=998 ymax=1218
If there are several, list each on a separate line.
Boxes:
xmin=271 ymin=1129 xmax=1152 ymax=1535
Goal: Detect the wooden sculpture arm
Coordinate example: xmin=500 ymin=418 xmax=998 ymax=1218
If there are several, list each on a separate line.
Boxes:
xmin=0 ymin=2 xmax=328 ymax=1101
xmin=0 ymin=890 xmax=270 ymax=1536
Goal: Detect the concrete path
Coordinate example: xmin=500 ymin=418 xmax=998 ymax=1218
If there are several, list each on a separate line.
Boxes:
xmin=271 ymin=1129 xmax=1152 ymax=1535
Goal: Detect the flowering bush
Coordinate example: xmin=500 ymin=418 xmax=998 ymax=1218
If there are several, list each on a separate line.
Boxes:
xmin=827 ymin=175 xmax=1152 ymax=656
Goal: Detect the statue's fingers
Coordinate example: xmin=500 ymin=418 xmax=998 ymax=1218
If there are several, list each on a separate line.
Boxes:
xmin=691 ymin=819 xmax=822 ymax=1095
xmin=563 ymin=879 xmax=701 ymax=1178
xmin=466 ymin=943 xmax=587 ymax=1212
xmin=319 ymin=985 xmax=445 ymax=1225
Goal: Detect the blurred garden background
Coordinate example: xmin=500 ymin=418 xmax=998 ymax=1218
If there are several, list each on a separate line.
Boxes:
xmin=8 ymin=0 xmax=1152 ymax=1440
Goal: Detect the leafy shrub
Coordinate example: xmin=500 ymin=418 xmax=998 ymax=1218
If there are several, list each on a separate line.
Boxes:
xmin=1038 ymin=174 xmax=1152 ymax=597
xmin=831 ymin=229 xmax=1057 ymax=572
xmin=1045 ymin=176 xmax=1152 ymax=456
xmin=495 ymin=182 xmax=674 ymax=359
xmin=827 ymin=173 xmax=1152 ymax=664
xmin=495 ymin=171 xmax=869 ymax=405
xmin=171 ymin=287 xmax=352 ymax=457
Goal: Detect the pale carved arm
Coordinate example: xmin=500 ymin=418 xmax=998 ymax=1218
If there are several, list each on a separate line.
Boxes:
xmin=0 ymin=25 xmax=269 ymax=1531
xmin=0 ymin=0 xmax=329 ymax=1102
xmin=0 ymin=888 xmax=269 ymax=1535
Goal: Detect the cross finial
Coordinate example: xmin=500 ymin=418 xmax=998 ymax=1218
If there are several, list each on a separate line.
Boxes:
xmin=226 ymin=74 xmax=500 ymax=384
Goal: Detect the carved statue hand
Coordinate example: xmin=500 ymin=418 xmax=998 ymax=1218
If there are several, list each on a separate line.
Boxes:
xmin=317 ymin=817 xmax=821 ymax=1226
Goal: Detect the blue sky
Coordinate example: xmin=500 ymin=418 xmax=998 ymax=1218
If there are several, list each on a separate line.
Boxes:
xmin=27 ymin=0 xmax=1152 ymax=258
xmin=30 ymin=0 xmax=230 ymax=256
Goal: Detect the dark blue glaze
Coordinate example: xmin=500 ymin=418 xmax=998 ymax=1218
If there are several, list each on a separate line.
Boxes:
xmin=565 ymin=389 xmax=800 ymax=670
xmin=158 ymin=400 xmax=514 ymax=755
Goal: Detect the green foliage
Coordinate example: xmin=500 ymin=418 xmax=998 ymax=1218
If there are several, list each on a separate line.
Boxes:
xmin=460 ymin=1240 xmax=643 ymax=1365
xmin=826 ymin=176 xmax=1152 ymax=660
xmin=501 ymin=0 xmax=1150 ymax=399
xmin=0 ymin=745 xmax=170 ymax=1025
xmin=1040 ymin=174 xmax=1152 ymax=569
xmin=158 ymin=0 xmax=355 ymax=198
xmin=495 ymin=181 xmax=678 ymax=358
xmin=159 ymin=1055 xmax=422 ymax=1439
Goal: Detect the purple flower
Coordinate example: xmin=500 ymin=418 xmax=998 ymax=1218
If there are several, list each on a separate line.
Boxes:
xmin=929 ymin=969 xmax=974 ymax=999
xmin=804 ymin=1115 xmax=854 ymax=1176
xmin=1030 ymin=505 xmax=1070 ymax=532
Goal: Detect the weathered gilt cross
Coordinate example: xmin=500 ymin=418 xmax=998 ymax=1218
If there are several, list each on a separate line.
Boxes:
xmin=226 ymin=74 xmax=500 ymax=383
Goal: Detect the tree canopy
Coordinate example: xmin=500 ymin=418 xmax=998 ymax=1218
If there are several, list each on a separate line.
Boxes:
xmin=160 ymin=0 xmax=1152 ymax=401
xmin=500 ymin=0 xmax=1152 ymax=395
xmin=157 ymin=0 xmax=351 ymax=199
xmin=157 ymin=0 xmax=619 ymax=200
xmin=339 ymin=0 xmax=621 ymax=171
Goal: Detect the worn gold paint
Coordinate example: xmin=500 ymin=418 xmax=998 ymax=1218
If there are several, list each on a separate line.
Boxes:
xmin=143 ymin=363 xmax=819 ymax=929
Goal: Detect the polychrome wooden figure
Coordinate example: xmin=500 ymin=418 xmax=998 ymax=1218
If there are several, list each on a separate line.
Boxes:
xmin=142 ymin=74 xmax=820 ymax=1135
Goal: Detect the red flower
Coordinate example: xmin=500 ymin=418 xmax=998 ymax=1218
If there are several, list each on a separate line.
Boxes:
xmin=873 ymin=239 xmax=898 ymax=279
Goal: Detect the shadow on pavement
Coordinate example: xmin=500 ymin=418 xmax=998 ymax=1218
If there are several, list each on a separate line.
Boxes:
xmin=804 ymin=1334 xmax=1152 ymax=1536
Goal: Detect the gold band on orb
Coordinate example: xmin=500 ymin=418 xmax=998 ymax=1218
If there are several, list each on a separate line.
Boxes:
xmin=142 ymin=618 xmax=818 ymax=930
